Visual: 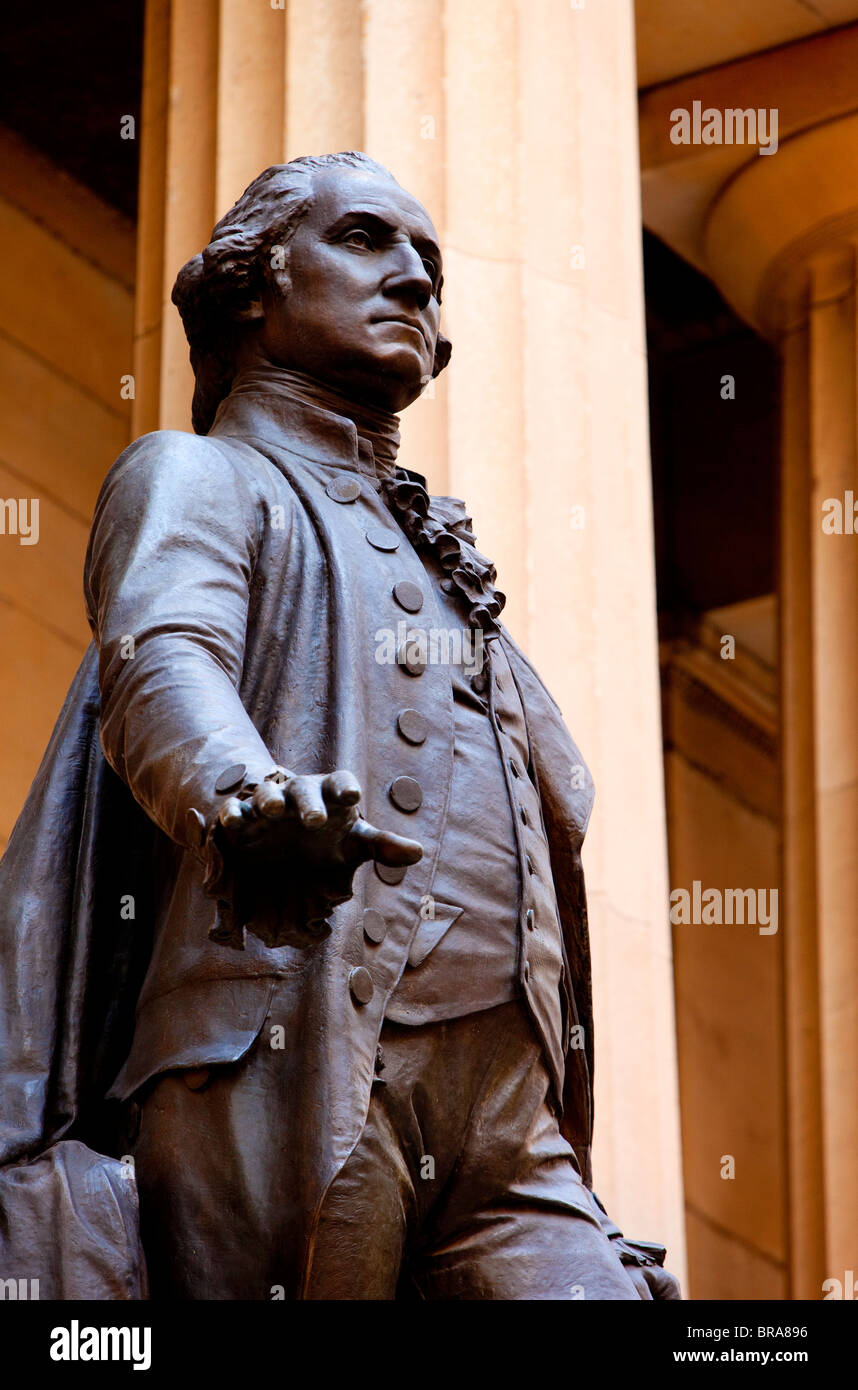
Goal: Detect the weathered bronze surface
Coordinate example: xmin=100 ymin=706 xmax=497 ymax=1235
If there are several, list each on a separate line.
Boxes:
xmin=0 ymin=153 xmax=679 ymax=1300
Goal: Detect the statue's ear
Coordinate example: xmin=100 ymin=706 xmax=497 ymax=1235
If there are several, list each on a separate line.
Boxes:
xmin=245 ymin=259 xmax=290 ymax=323
xmin=432 ymin=332 xmax=452 ymax=378
xmin=235 ymin=297 xmax=266 ymax=324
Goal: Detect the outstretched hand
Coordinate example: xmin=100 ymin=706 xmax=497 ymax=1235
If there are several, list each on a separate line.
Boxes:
xmin=207 ymin=768 xmax=422 ymax=949
xmin=218 ymin=768 xmax=422 ymax=872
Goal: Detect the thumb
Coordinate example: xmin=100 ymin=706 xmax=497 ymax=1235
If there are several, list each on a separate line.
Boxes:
xmin=349 ymin=819 xmax=423 ymax=866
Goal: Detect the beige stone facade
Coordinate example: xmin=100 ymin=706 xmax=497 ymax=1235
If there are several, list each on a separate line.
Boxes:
xmin=639 ymin=0 xmax=858 ymax=1297
xmin=0 ymin=129 xmax=134 ymax=846
xmin=2 ymin=0 xmax=857 ymax=1298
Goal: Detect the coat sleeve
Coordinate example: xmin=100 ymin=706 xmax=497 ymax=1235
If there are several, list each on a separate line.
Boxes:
xmin=84 ymin=430 xmax=280 ymax=855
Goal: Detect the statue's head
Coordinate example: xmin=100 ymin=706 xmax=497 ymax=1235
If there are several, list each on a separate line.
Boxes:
xmin=172 ymin=152 xmax=451 ymax=433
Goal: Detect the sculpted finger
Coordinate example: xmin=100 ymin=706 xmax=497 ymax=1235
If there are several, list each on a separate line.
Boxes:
xmin=321 ymin=770 xmax=362 ymax=807
xmin=285 ymin=775 xmax=328 ymax=828
xmin=251 ymin=781 xmax=286 ymax=820
xmin=349 ymin=819 xmax=423 ymax=866
xmin=218 ymin=797 xmax=252 ymax=832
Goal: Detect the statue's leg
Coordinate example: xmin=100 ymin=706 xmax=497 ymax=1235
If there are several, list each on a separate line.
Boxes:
xmin=304 ymin=1086 xmax=409 ymax=1300
xmin=129 ymin=1065 xmax=270 ymax=1298
xmin=403 ymin=1001 xmax=641 ymax=1300
xmin=417 ymin=1206 xmax=641 ymax=1300
xmin=308 ymin=1002 xmax=639 ymax=1301
xmin=129 ymin=1016 xmax=300 ymax=1300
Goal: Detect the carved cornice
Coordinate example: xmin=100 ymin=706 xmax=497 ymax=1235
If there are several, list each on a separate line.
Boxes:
xmin=639 ymin=27 xmax=858 ymax=338
xmin=703 ymin=114 xmax=858 ymax=337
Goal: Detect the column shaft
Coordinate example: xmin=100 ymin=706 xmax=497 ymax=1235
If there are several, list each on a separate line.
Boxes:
xmin=807 ymin=248 xmax=858 ymax=1279
xmin=780 ymin=306 xmax=826 ymax=1299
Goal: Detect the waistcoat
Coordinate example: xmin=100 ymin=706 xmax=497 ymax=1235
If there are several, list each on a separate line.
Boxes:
xmin=386 ymin=566 xmax=567 ymax=1085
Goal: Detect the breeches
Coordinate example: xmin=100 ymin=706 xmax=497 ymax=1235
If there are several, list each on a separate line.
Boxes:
xmin=131 ymin=995 xmax=639 ymax=1300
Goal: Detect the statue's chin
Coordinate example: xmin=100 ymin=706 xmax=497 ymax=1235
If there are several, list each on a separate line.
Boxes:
xmin=345 ymin=365 xmax=426 ymax=414
xmin=279 ymin=344 xmax=426 ymax=413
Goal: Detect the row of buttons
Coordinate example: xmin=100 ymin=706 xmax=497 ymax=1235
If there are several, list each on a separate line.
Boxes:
xmin=350 ymin=514 xmax=432 ymax=1005
xmin=332 ymin=479 xmax=565 ymax=1067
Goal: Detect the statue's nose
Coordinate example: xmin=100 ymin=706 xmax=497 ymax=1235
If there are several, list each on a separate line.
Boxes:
xmin=382 ymin=244 xmax=434 ymax=312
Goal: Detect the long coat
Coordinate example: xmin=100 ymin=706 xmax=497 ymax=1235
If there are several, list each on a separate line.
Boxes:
xmin=0 ymin=383 xmax=597 ymax=1296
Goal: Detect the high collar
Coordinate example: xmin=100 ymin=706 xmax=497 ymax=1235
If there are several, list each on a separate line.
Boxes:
xmin=210 ymin=364 xmax=401 ymax=479
xmin=209 ymin=363 xmax=505 ymax=632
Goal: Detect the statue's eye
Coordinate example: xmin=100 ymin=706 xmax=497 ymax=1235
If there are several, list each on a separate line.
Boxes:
xmin=343 ymin=228 xmax=374 ymax=250
xmin=421 ymin=256 xmax=438 ymax=281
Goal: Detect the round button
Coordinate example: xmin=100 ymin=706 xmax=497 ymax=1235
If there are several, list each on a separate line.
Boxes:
xmin=349 ymin=966 xmax=374 ymax=1005
xmin=526 ymin=908 xmax=535 ymax=931
xmin=375 ymin=862 xmax=407 ymax=885
xmin=471 ymin=670 xmax=488 ymax=695
xmin=326 ymin=476 xmax=361 ymax=503
xmin=397 ymin=709 xmax=427 ymax=745
xmin=389 ymin=772 xmax=422 ymax=811
xmin=363 ymin=909 xmax=388 ymax=944
xmin=393 ymin=581 xmax=423 ymax=613
xmin=366 ymin=527 xmax=400 ymax=552
xmin=215 ymin=763 xmax=246 ymax=795
xmin=440 ymin=578 xmax=455 ymax=594
xmin=397 ymin=642 xmax=426 ymax=676
xmin=389 ymin=776 xmax=422 ymax=813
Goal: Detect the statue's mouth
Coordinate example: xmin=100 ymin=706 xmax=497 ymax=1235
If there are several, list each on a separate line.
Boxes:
xmin=371 ymin=315 xmax=429 ymax=349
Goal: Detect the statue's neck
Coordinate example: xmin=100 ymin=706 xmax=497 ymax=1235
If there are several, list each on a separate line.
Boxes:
xmin=230 ymin=363 xmax=401 ymax=475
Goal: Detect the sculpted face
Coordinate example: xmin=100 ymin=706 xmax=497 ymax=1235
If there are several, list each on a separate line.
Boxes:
xmin=253 ymin=167 xmax=443 ymax=413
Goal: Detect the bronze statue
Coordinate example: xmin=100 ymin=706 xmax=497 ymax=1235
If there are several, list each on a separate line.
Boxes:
xmin=0 ymin=152 xmax=679 ymax=1300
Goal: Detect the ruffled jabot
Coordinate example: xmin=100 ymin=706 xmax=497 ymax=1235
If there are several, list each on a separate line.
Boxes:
xmin=380 ymin=472 xmax=506 ymax=633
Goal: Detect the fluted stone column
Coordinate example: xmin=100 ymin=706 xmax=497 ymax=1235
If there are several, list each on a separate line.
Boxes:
xmin=133 ymin=0 xmax=685 ymax=1278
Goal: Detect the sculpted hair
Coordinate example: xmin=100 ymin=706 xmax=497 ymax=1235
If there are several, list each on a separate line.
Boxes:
xmin=171 ymin=152 xmax=452 ymax=434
